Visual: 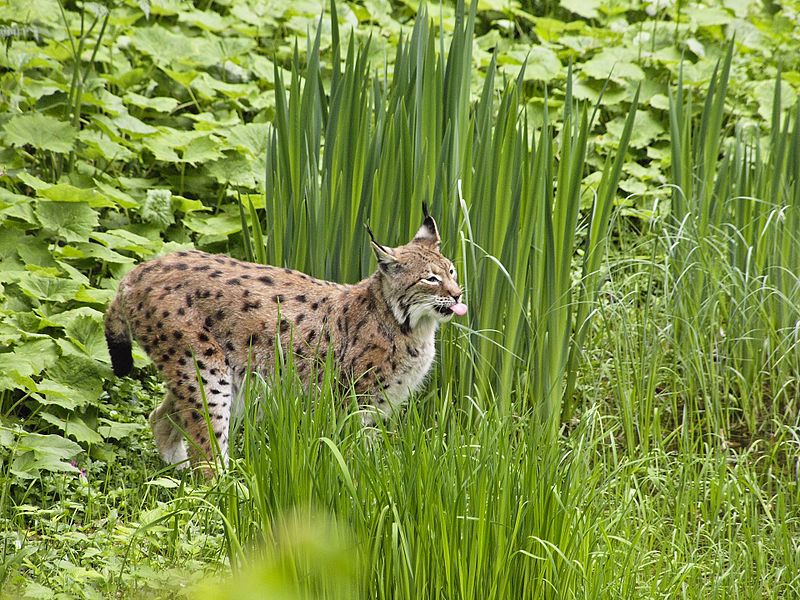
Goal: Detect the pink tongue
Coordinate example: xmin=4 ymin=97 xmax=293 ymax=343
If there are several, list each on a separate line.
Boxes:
xmin=450 ymin=302 xmax=468 ymax=316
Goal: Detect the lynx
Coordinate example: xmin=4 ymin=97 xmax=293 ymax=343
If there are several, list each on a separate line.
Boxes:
xmin=104 ymin=209 xmax=466 ymax=472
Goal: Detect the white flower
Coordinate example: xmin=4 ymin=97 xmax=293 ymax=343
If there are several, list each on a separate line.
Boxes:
xmin=221 ymin=60 xmax=250 ymax=83
xmin=644 ymin=0 xmax=674 ymax=16
xmin=632 ymin=31 xmax=652 ymax=47
xmin=684 ymin=37 xmax=705 ymax=57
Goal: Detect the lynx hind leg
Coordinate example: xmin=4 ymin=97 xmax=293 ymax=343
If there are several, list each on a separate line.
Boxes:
xmin=149 ymin=392 xmax=189 ymax=468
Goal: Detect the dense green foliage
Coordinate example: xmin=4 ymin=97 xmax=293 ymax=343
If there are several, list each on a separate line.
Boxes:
xmin=1 ymin=0 xmax=799 ymax=597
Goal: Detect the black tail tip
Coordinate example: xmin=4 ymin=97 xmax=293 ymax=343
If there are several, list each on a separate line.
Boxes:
xmin=107 ymin=336 xmax=133 ymax=377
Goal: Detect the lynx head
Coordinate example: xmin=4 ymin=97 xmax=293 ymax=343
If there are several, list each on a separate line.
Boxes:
xmin=368 ymin=205 xmax=467 ymax=332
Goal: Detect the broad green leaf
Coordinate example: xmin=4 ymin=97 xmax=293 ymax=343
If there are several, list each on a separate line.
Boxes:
xmin=177 ymin=8 xmax=229 ymax=31
xmin=142 ymin=134 xmax=180 ymax=162
xmin=224 ymin=123 xmax=270 ymax=157
xmin=161 ymin=67 xmax=199 ymax=88
xmin=93 ymin=180 xmax=138 ymax=209
xmin=0 ymin=321 xmax=25 ymax=345
xmin=17 ymin=235 xmax=57 ymax=268
xmin=91 ymin=230 xmax=160 ymax=255
xmin=572 ymin=79 xmax=629 ymax=105
xmin=36 ymin=201 xmax=99 ymax=243
xmin=0 ymin=186 xmax=35 ymax=205
xmin=10 ymin=450 xmax=76 ymax=479
xmin=0 ymin=229 xmax=27 ymax=261
xmin=25 ymin=265 xmax=60 ymax=277
xmin=3 ymin=113 xmax=76 ymax=153
xmin=0 ymin=0 xmax=61 ymax=23
xmin=605 ymin=109 xmax=664 ymax=148
xmin=36 ymin=379 xmax=94 ymax=410
xmin=38 ymin=183 xmax=115 ymax=208
xmin=113 ymin=113 xmax=158 ymax=135
xmin=753 ymin=79 xmax=797 ymax=120
xmin=17 ymin=274 xmax=82 ymax=303
xmin=73 ymin=286 xmax=115 ymax=304
xmin=649 ymin=93 xmax=670 ymax=110
xmin=14 ymin=431 xmax=82 ymax=456
xmin=40 ymin=412 xmax=103 ymax=445
xmin=239 ymin=194 xmax=265 ymax=210
xmin=500 ymin=46 xmax=562 ymax=82
xmin=116 ymin=176 xmax=159 ymax=191
xmin=3 ymin=310 xmax=53 ymax=334
xmin=0 ymin=198 xmax=37 ymax=224
xmin=190 ymin=73 xmax=257 ymax=100
xmin=45 ymin=353 xmax=106 ymax=405
xmin=248 ymin=56 xmax=283 ymax=84
xmin=72 ymin=242 xmax=137 ymax=264
xmin=172 ymin=196 xmax=210 ymax=214
xmin=723 ymin=0 xmax=751 ymax=17
xmin=0 ymin=339 xmax=59 ymax=381
xmin=691 ymin=6 xmax=734 ymax=27
xmin=206 ymin=153 xmax=259 ymax=187
xmin=45 ymin=307 xmax=105 ymax=330
xmin=78 ymin=130 xmax=134 ymax=161
xmin=54 ymin=260 xmax=91 ymax=286
xmin=0 ymin=370 xmax=40 ymax=394
xmin=143 ymin=476 xmax=181 ymax=488
xmin=582 ymin=48 xmax=645 ymax=83
xmin=23 ymin=582 xmax=54 ymax=599
xmin=560 ymin=0 xmax=601 ymax=19
xmin=129 ymin=24 xmax=234 ymax=68
xmin=97 ymin=419 xmax=145 ymax=440
xmin=83 ymin=88 xmax=127 ymax=117
xmin=9 ymin=432 xmax=81 ymax=479
xmin=728 ymin=19 xmax=767 ymax=51
xmin=143 ymin=129 xmax=222 ymax=163
xmin=229 ymin=1 xmax=278 ymax=27
xmin=64 ymin=314 xmax=109 ymax=363
xmin=124 ymin=92 xmax=180 ymax=113
xmin=525 ymin=46 xmax=563 ymax=82
xmin=54 ymin=246 xmax=85 ymax=263
xmin=0 ymin=427 xmax=14 ymax=447
xmin=619 ymin=177 xmax=648 ymax=195
xmin=188 ymin=111 xmax=241 ymax=129
xmin=533 ymin=16 xmax=580 ymax=43
xmin=184 ymin=212 xmax=242 ymax=237
xmin=180 ymin=135 xmax=225 ymax=164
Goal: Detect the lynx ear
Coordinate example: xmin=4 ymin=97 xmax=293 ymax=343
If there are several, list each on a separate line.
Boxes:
xmin=366 ymin=223 xmax=399 ymax=273
xmin=413 ymin=203 xmax=440 ymax=246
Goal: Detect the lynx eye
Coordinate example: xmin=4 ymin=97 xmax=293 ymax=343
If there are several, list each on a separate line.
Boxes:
xmin=422 ymin=275 xmax=441 ymax=285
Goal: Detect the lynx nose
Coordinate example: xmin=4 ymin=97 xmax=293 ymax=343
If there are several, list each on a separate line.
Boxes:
xmin=449 ymin=291 xmax=468 ymax=316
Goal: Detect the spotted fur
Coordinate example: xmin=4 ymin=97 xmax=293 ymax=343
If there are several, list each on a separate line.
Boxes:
xmin=105 ymin=213 xmax=465 ymax=472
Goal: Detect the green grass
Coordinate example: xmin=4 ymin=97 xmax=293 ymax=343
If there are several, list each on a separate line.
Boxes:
xmin=201 ymin=10 xmax=800 ymax=596
xmin=168 ymin=366 xmax=800 ymax=599
xmin=2 ymin=0 xmax=800 ymax=598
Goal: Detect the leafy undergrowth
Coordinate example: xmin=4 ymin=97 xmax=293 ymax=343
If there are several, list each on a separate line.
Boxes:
xmin=2 ymin=0 xmax=798 ymax=476
xmin=1 ymin=0 xmax=800 ymax=598
xmin=5 ymin=374 xmax=798 ymax=599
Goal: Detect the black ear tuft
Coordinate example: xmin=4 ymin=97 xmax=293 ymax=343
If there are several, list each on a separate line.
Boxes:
xmin=365 ymin=222 xmax=379 ymax=246
xmin=366 ymin=222 xmax=399 ymax=272
xmin=413 ymin=210 xmax=440 ymax=246
xmin=422 ymin=202 xmax=430 ymax=219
